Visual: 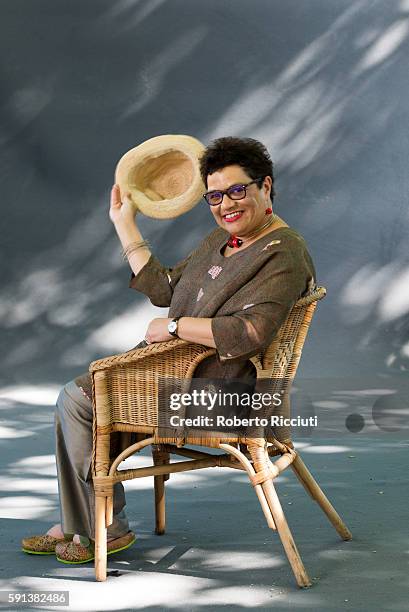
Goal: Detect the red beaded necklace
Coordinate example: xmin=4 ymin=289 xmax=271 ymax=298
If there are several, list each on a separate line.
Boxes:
xmin=226 ymin=209 xmax=277 ymax=248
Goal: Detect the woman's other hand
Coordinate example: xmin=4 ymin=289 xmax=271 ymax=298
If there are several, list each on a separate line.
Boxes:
xmin=145 ymin=318 xmax=173 ymax=344
xmin=109 ymin=184 xmax=136 ymax=225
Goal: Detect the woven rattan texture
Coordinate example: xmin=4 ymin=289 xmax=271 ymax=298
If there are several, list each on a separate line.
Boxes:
xmin=93 ymin=342 xmax=214 ymax=428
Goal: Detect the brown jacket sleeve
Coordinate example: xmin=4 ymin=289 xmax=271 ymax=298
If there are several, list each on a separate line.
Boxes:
xmin=211 ymin=240 xmax=315 ymax=362
xmin=129 ymin=252 xmax=192 ymax=307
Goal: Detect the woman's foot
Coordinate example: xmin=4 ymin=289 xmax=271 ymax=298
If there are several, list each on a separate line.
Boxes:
xmin=21 ymin=524 xmax=71 ymax=555
xmin=46 ymin=524 xmax=65 ymax=539
xmin=55 ymin=531 xmax=136 ymax=564
xmin=45 ymin=526 xmax=116 ymax=545
xmin=22 ymin=523 xmax=135 ymax=558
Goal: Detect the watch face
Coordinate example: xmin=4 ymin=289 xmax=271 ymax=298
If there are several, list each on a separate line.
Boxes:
xmin=168 ymin=321 xmax=177 ymax=333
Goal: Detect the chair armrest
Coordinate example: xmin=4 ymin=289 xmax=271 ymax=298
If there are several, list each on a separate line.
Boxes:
xmin=89 ymin=339 xmax=196 ymax=373
xmin=295 ymin=286 xmax=326 ymax=308
xmin=90 ymin=340 xmax=216 ymax=429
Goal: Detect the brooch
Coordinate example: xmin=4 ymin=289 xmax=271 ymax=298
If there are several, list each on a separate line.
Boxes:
xmin=262 ymin=239 xmax=281 ymax=251
xmin=208 ymin=265 xmax=223 ymax=279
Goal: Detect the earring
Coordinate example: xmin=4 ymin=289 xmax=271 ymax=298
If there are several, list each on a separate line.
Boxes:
xmin=265 ymin=207 xmax=273 ymax=215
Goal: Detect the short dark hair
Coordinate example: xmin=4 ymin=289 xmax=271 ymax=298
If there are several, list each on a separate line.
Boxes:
xmin=199 ymin=136 xmax=275 ymax=201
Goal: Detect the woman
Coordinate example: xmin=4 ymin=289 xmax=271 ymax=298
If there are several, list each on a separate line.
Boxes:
xmin=22 ymin=137 xmax=316 ymax=563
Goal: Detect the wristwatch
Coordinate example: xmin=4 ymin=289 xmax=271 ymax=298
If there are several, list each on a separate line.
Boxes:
xmin=168 ymin=316 xmax=181 ymax=338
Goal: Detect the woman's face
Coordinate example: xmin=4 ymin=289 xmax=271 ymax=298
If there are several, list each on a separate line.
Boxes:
xmin=206 ymin=165 xmax=272 ymax=236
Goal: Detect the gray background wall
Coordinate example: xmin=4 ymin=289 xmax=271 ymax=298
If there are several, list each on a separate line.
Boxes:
xmin=1 ymin=0 xmax=409 ymax=387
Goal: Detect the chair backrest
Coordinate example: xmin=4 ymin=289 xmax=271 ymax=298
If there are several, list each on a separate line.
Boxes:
xmin=263 ymin=286 xmax=326 ymax=377
xmin=248 ymin=287 xmax=326 ymax=444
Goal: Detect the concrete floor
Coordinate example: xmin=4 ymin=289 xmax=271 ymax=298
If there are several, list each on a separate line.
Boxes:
xmin=0 ymin=376 xmax=408 ymax=611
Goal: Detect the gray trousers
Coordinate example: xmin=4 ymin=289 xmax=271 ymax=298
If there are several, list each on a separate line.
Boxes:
xmin=55 ymin=380 xmax=130 ymax=540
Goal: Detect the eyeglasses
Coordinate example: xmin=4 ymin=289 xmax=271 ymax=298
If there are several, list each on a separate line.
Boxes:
xmin=203 ymin=177 xmax=264 ymax=206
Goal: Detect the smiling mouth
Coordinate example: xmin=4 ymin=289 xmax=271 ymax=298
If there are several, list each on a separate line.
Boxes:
xmin=223 ymin=210 xmax=244 ymax=222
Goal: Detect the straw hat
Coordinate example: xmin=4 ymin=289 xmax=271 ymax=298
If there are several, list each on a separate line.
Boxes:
xmin=115 ymin=134 xmax=206 ymax=219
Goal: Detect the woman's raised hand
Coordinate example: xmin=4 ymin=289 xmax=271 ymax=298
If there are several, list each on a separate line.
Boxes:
xmin=109 ymin=184 xmax=137 ymax=225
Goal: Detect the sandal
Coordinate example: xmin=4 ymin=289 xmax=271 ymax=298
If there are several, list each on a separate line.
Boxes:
xmin=55 ymin=531 xmax=136 ymax=564
xmin=21 ymin=533 xmax=73 ymax=555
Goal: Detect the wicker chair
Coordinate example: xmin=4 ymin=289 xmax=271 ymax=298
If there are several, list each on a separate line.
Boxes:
xmin=90 ymin=286 xmax=351 ymax=586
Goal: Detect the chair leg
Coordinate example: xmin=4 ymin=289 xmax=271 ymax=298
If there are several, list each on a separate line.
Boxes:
xmin=219 ymin=443 xmax=276 ymax=530
xmin=154 ymin=476 xmax=166 ymax=535
xmin=247 ymin=441 xmax=311 ymax=588
xmin=152 ymin=447 xmax=169 ymax=535
xmin=95 ymin=495 xmax=108 ymax=582
xmin=291 ymin=454 xmax=352 ymax=541
xmin=119 ymin=432 xmax=132 ymax=453
xmin=262 ymin=477 xmax=311 ymax=588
